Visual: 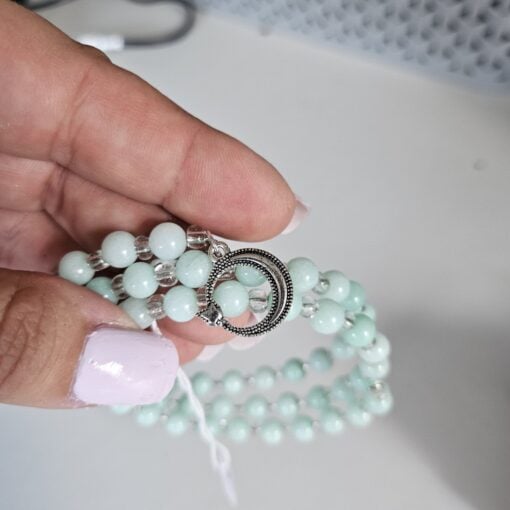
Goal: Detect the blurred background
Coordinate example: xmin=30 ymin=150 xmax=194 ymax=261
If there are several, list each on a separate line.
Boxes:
xmin=1 ymin=1 xmax=510 ymax=509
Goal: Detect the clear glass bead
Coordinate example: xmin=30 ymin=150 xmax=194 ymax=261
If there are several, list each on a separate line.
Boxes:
xmin=217 ymin=267 xmax=236 ymax=282
xmin=111 ymin=273 xmax=128 ymax=299
xmin=86 ymin=250 xmax=110 ymax=271
xmin=313 ymin=273 xmax=330 ymax=295
xmin=186 ymin=224 xmax=210 ymax=250
xmin=300 ymin=295 xmax=319 ymax=318
xmin=248 ymin=288 xmax=269 ymax=313
xmin=152 ymin=259 xmax=177 ymax=287
xmin=208 ymin=240 xmax=230 ymax=262
xmin=146 ymin=294 xmax=165 ymax=320
xmin=134 ymin=235 xmax=152 ymax=261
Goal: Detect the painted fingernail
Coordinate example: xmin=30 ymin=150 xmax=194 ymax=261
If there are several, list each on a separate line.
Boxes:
xmin=282 ymin=195 xmax=310 ymax=235
xmin=72 ymin=326 xmax=179 ymax=405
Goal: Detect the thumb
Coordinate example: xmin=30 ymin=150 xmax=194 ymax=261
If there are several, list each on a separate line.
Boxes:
xmin=0 ymin=269 xmax=179 ymax=408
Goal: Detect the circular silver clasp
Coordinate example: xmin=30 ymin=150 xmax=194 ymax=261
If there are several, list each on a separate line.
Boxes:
xmin=197 ymin=248 xmax=293 ymax=337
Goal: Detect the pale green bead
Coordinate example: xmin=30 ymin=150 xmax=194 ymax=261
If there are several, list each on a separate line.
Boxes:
xmin=191 ymin=371 xmax=214 ymax=397
xmin=321 ymin=408 xmax=345 ymax=435
xmin=282 ymin=358 xmax=305 ymax=381
xmin=135 ymin=404 xmax=161 ymax=427
xmin=346 ymin=406 xmax=373 ymax=428
xmin=259 ymin=419 xmax=285 ymax=445
xmin=306 ymin=386 xmax=330 ymax=410
xmin=210 ymin=395 xmax=233 ymax=419
xmin=120 ymin=297 xmax=153 ymax=329
xmin=321 ymin=270 xmax=350 ymax=303
xmin=244 ymin=395 xmax=269 ymax=421
xmin=359 ymin=333 xmax=391 ymax=363
xmin=330 ymin=377 xmax=354 ymax=402
xmin=364 ymin=388 xmax=394 ymax=416
xmin=235 ymin=264 xmax=266 ymax=287
xmin=342 ymin=313 xmax=376 ymax=347
xmin=287 ymin=257 xmax=319 ymax=293
xmin=360 ymin=359 xmax=391 ymax=380
xmin=177 ymin=395 xmax=192 ymax=416
xmin=276 ymin=392 xmax=300 ymax=419
xmin=101 ymin=231 xmax=137 ymax=268
xmin=175 ymin=250 xmax=212 ymax=288
xmin=227 ymin=417 xmax=251 ymax=443
xmin=284 ymin=294 xmax=302 ymax=322
xmin=213 ymin=280 xmax=249 ymax=318
xmin=148 ymin=222 xmax=186 ymax=260
xmin=166 ymin=410 xmax=189 ymax=436
xmin=348 ymin=367 xmax=371 ymax=391
xmin=58 ymin=250 xmax=94 ymax=285
xmin=343 ymin=281 xmax=366 ymax=312
xmin=110 ymin=404 xmax=132 ymax=415
xmin=362 ymin=304 xmax=377 ymax=320
xmin=309 ymin=348 xmax=333 ymax=372
xmin=331 ymin=336 xmax=356 ymax=359
xmin=163 ymin=286 xmax=198 ymax=322
xmin=123 ymin=262 xmax=158 ymax=299
xmin=292 ymin=415 xmax=315 ymax=442
xmin=86 ymin=276 xmax=118 ymax=304
xmin=205 ymin=414 xmax=222 ymax=436
xmin=310 ymin=298 xmax=345 ymax=335
xmin=254 ymin=366 xmax=276 ymax=390
xmin=223 ymin=369 xmax=245 ymax=395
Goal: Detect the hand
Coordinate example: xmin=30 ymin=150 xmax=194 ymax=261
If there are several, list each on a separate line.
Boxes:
xmin=0 ymin=1 xmax=304 ymax=408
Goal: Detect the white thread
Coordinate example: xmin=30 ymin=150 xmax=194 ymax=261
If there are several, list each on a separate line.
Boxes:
xmin=151 ymin=322 xmax=238 ymax=507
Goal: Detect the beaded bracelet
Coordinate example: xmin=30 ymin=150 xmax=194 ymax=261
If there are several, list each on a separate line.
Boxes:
xmin=58 ymin=222 xmax=393 ymax=445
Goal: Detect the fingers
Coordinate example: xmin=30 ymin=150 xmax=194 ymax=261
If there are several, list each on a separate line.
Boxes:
xmin=0 ymin=2 xmax=296 ymax=241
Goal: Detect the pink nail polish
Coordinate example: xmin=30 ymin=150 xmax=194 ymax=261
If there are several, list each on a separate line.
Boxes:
xmin=282 ymin=195 xmax=310 ymax=235
xmin=72 ymin=326 xmax=179 ymax=405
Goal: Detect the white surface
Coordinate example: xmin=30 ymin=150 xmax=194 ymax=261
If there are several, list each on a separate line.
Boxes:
xmin=2 ymin=2 xmax=510 ymax=509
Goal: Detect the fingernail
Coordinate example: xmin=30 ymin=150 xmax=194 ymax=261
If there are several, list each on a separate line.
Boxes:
xmin=72 ymin=326 xmax=179 ymax=405
xmin=282 ymin=195 xmax=310 ymax=235
xmin=197 ymin=343 xmax=225 ymax=362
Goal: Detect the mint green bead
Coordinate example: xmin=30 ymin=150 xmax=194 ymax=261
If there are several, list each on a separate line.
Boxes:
xmin=330 ymin=377 xmax=355 ymax=402
xmin=175 ymin=250 xmax=212 ymax=288
xmin=343 ymin=281 xmax=366 ymax=312
xmin=282 ymin=358 xmax=305 ymax=381
xmin=346 ymin=406 xmax=373 ymax=428
xmin=177 ymin=395 xmax=192 ymax=416
xmin=86 ymin=276 xmax=118 ymax=303
xmin=259 ymin=419 xmax=285 ymax=445
xmin=120 ymin=297 xmax=153 ymax=329
xmin=276 ymin=392 xmax=300 ymax=419
xmin=292 ymin=415 xmax=315 ymax=442
xmin=342 ymin=313 xmax=376 ymax=347
xmin=123 ymin=262 xmax=158 ymax=299
xmin=166 ymin=410 xmax=189 ymax=436
xmin=222 ymin=369 xmax=245 ymax=394
xmin=163 ymin=286 xmax=198 ymax=322
xmin=310 ymin=298 xmax=345 ymax=335
xmin=287 ymin=257 xmax=319 ymax=293
xmin=101 ymin=231 xmax=137 ymax=268
xmin=359 ymin=333 xmax=391 ymax=363
xmin=110 ymin=404 xmax=132 ymax=415
xmin=235 ymin=265 xmax=266 ymax=287
xmin=362 ymin=304 xmax=377 ymax=320
xmin=135 ymin=404 xmax=161 ymax=427
xmin=191 ymin=371 xmax=214 ymax=397
xmin=306 ymin=386 xmax=330 ymax=410
xmin=321 ymin=408 xmax=345 ymax=435
xmin=148 ymin=222 xmax=186 ymax=260
xmin=244 ymin=395 xmax=269 ymax=421
xmin=211 ymin=395 xmax=233 ymax=419
xmin=364 ymin=388 xmax=394 ymax=416
xmin=227 ymin=417 xmax=251 ymax=443
xmin=360 ymin=359 xmax=391 ymax=380
xmin=254 ymin=366 xmax=276 ymax=390
xmin=331 ymin=336 xmax=356 ymax=359
xmin=309 ymin=348 xmax=333 ymax=372
xmin=205 ymin=414 xmax=222 ymax=436
xmin=348 ymin=367 xmax=371 ymax=391
xmin=58 ymin=251 xmax=94 ymax=285
xmin=284 ymin=294 xmax=302 ymax=322
xmin=322 ymin=270 xmax=350 ymax=303
xmin=213 ymin=280 xmax=249 ymax=318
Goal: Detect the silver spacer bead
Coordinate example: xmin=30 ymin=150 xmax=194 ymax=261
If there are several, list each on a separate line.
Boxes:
xmin=152 ymin=259 xmax=177 ymax=287
xmin=146 ymin=294 xmax=166 ymax=320
xmin=186 ymin=224 xmax=210 ymax=250
xmin=248 ymin=288 xmax=269 ymax=314
xmin=87 ymin=250 xmax=110 ymax=271
xmin=313 ymin=273 xmax=330 ymax=295
xmin=134 ymin=235 xmax=152 ymax=261
xmin=343 ymin=315 xmax=355 ymax=329
xmin=196 ymin=286 xmax=208 ymax=310
xmin=111 ymin=274 xmax=128 ymax=299
xmin=300 ymin=295 xmax=319 ymax=318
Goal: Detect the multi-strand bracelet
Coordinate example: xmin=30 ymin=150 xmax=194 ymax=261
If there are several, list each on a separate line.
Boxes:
xmin=58 ymin=222 xmax=393 ymax=444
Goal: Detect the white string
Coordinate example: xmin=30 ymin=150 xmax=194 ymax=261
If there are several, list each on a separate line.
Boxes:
xmin=151 ymin=322 xmax=238 ymax=507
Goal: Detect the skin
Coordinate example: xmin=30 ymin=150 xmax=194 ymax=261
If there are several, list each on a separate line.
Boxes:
xmin=0 ymin=1 xmax=295 ymax=408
